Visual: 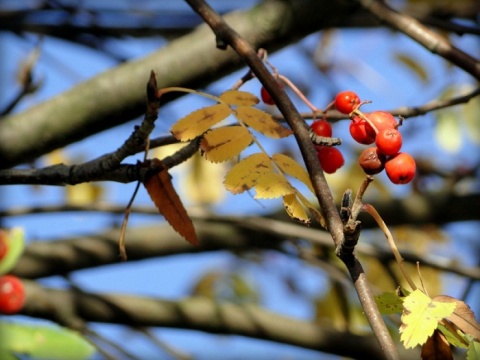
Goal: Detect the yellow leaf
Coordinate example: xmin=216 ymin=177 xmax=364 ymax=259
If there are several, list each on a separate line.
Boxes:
xmin=254 ymin=172 xmax=294 ymax=199
xmin=400 ymin=289 xmax=456 ymax=349
xmin=171 ymin=103 xmax=231 ymax=141
xmin=223 ymin=153 xmax=272 ymax=194
xmin=66 ymin=183 xmax=103 ymax=205
xmin=200 ymin=126 xmax=253 ymax=163
xmin=283 ymin=194 xmax=310 ymax=223
xmin=272 ymin=153 xmax=314 ymax=193
xmin=234 ymin=106 xmax=293 ymax=138
xmin=435 ymin=110 xmax=462 ymax=153
xmin=219 ymin=89 xmax=259 ymax=106
xmin=183 ymin=152 xmax=225 ymax=205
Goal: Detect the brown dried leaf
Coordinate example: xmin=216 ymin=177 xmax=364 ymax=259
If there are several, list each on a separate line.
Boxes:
xmin=434 ymin=295 xmax=480 ymax=341
xmin=421 ymin=329 xmax=453 ymax=360
xmin=143 ymin=161 xmax=198 ymax=245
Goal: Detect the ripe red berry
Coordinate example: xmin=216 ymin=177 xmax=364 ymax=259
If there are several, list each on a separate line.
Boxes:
xmin=358 ymin=147 xmax=386 ymax=175
xmin=0 ymin=231 xmax=8 ymax=260
xmin=385 ymin=152 xmax=416 ymax=184
xmin=260 ymin=82 xmax=284 ymax=106
xmin=316 ymin=146 xmax=345 ymax=174
xmin=310 ymin=119 xmax=332 ymax=137
xmin=335 ymin=90 xmax=360 ymax=114
xmin=364 ymin=111 xmax=397 ymax=138
xmin=349 ymin=116 xmax=375 ymax=145
xmin=375 ymin=128 xmax=403 ymax=156
xmin=0 ymin=275 xmax=25 ymax=314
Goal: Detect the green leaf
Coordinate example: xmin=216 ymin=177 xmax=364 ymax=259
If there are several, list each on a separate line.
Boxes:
xmin=400 ymin=289 xmax=456 ymax=349
xmin=0 ymin=322 xmax=95 ymax=360
xmin=375 ymin=292 xmax=404 ymax=315
xmin=0 ymin=228 xmax=25 ymax=276
xmin=434 ymin=110 xmax=462 ymax=153
xmin=467 ymin=340 xmax=480 ymax=360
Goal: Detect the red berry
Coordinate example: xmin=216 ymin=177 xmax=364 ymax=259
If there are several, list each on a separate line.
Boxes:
xmin=364 ymin=111 xmax=397 ymax=138
xmin=310 ymin=119 xmax=332 ymax=137
xmin=316 ymin=146 xmax=345 ymax=174
xmin=0 ymin=275 xmax=25 ymax=314
xmin=335 ymin=90 xmax=360 ymax=114
xmin=260 ymin=82 xmax=284 ymax=106
xmin=358 ymin=147 xmax=386 ymax=175
xmin=349 ymin=116 xmax=375 ymax=145
xmin=375 ymin=128 xmax=403 ymax=156
xmin=0 ymin=231 xmax=8 ymax=260
xmin=385 ymin=152 xmax=416 ymax=184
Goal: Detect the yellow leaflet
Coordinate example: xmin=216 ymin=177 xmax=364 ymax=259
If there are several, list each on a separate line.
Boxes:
xmin=171 ymin=103 xmax=231 ymax=141
xmin=219 ymin=89 xmax=259 ymax=106
xmin=200 ymin=126 xmax=253 ymax=163
xmin=283 ymin=194 xmax=310 ymax=223
xmin=400 ymin=289 xmax=456 ymax=349
xmin=272 ymin=153 xmax=314 ymax=193
xmin=254 ymin=172 xmax=294 ymax=199
xmin=223 ymin=153 xmax=272 ymax=194
xmin=234 ymin=106 xmax=293 ymax=138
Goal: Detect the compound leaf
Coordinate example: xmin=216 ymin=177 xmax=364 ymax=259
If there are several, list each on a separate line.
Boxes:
xmin=253 ymin=172 xmax=294 ymax=199
xmin=234 ymin=106 xmax=293 ymax=138
xmin=200 ymin=126 xmax=253 ymax=163
xmin=223 ymin=153 xmax=272 ymax=194
xmin=283 ymin=193 xmax=309 ymax=223
xmin=272 ymin=153 xmax=314 ymax=193
xmin=171 ymin=103 xmax=231 ymax=141
xmin=400 ymin=289 xmax=456 ymax=349
xmin=144 ymin=160 xmax=198 ymax=245
xmin=219 ymin=89 xmax=259 ymax=106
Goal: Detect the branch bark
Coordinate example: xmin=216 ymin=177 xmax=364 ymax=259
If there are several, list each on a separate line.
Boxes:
xmin=20 ymin=280 xmax=410 ymax=359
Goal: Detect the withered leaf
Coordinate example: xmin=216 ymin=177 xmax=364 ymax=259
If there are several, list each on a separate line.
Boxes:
xmin=143 ymin=161 xmax=198 ymax=246
xmin=421 ymin=329 xmax=453 ymax=360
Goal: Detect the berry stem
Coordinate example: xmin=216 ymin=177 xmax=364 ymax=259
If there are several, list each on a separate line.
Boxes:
xmin=363 ymin=203 xmax=417 ymax=291
xmin=351 ymin=108 xmax=379 ymax=134
xmin=277 ymin=74 xmax=322 ymax=120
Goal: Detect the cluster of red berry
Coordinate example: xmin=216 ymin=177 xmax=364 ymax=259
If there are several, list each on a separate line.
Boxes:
xmin=336 ymin=91 xmax=416 ymax=184
xmin=0 ymin=235 xmax=25 ymax=314
xmin=310 ymin=119 xmax=344 ymax=173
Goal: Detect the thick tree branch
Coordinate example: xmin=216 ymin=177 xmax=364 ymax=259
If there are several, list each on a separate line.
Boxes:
xmin=20 ymin=280 xmax=411 ymax=359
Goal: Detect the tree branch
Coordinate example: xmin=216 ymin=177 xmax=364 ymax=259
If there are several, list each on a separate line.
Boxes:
xmin=20 ymin=280 xmax=406 ymax=359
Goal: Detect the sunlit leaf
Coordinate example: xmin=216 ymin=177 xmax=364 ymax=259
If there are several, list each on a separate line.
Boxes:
xmin=143 ymin=159 xmax=198 ymax=245
xmin=463 ymin=94 xmax=480 ymax=144
xmin=467 ymin=340 xmax=480 ymax=360
xmin=223 ymin=153 xmax=272 ymax=194
xmin=434 ymin=110 xmax=462 ymax=153
xmin=272 ymin=153 xmax=314 ymax=193
xmin=171 ymin=103 xmax=231 ymax=141
xmin=183 ymin=153 xmax=225 ymax=205
xmin=190 ymin=271 xmax=221 ymax=299
xmin=0 ymin=322 xmax=95 ymax=360
xmin=0 ymin=228 xmax=25 ymax=276
xmin=234 ymin=106 xmax=293 ymax=138
xmin=253 ymin=172 xmax=294 ymax=199
xmin=283 ymin=194 xmax=310 ymax=223
xmin=394 ymin=52 xmax=429 ymax=83
xmin=375 ymin=292 xmax=404 ymax=315
xmin=219 ymin=89 xmax=259 ymax=106
xmin=400 ymin=289 xmax=456 ymax=349
xmin=437 ymin=323 xmax=468 ymax=349
xmin=421 ymin=329 xmax=453 ymax=360
xmin=66 ymin=182 xmax=103 ymax=205
xmin=200 ymin=126 xmax=253 ymax=163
